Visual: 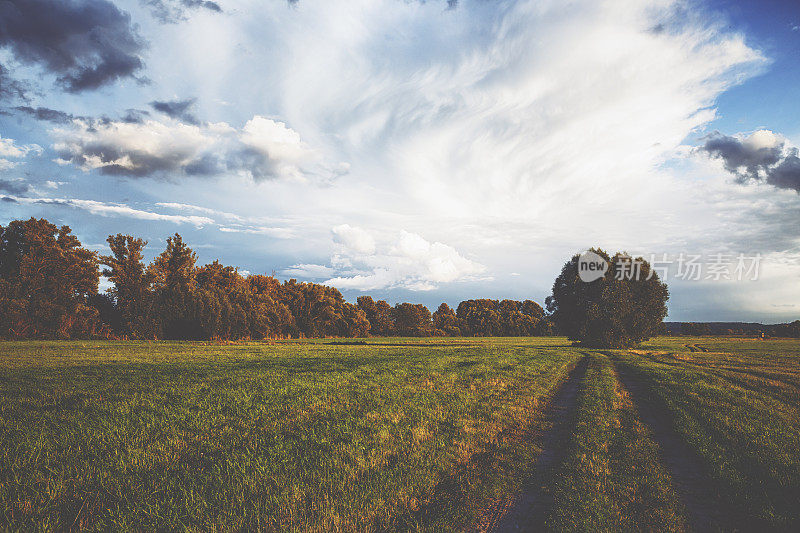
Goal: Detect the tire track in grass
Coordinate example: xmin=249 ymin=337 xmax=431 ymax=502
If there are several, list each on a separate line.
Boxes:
xmin=481 ymin=355 xmax=589 ymax=532
xmin=685 ymin=344 xmax=708 ymax=353
xmin=611 ymin=356 xmax=732 ymax=532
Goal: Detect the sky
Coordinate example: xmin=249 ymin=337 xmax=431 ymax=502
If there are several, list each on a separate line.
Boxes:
xmin=1 ymin=0 xmax=799 ymax=322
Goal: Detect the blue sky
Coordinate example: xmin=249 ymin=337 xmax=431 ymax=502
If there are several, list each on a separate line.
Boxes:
xmin=1 ymin=0 xmax=799 ymax=322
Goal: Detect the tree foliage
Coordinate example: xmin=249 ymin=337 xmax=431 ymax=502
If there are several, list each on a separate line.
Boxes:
xmin=100 ymin=234 xmax=153 ymax=338
xmin=0 ymin=218 xmax=565 ymax=340
xmin=0 ymin=218 xmax=100 ymax=338
xmin=546 ymin=248 xmax=669 ymax=348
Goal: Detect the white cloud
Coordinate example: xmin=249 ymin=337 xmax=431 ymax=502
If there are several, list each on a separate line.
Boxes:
xmin=322 ymin=227 xmax=485 ymax=291
xmin=332 ymin=223 xmax=376 ymax=254
xmin=218 ymin=225 xmax=295 ymax=239
xmin=6 ymin=196 xmax=213 ymax=226
xmin=51 ymin=115 xmax=345 ymax=181
xmin=0 ymin=136 xmax=42 ymax=169
xmin=8 ymin=0 xmax=798 ymax=319
xmin=156 ymin=202 xmax=245 ymax=222
xmin=282 ymin=263 xmax=336 ymax=279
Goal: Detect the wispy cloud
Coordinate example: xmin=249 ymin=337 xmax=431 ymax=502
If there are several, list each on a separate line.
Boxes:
xmin=4 ymin=196 xmax=214 ymax=226
xmin=0 ymin=135 xmax=42 ymax=169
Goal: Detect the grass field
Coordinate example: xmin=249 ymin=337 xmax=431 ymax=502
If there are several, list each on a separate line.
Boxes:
xmin=1 ymin=337 xmax=798 ymax=531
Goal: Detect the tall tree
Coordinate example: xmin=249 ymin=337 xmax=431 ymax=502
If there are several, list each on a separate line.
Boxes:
xmin=100 ymin=234 xmax=153 ymax=338
xmin=149 ymin=234 xmax=199 ymax=339
xmin=357 ymin=296 xmax=394 ymax=336
xmin=457 ymin=299 xmax=502 ymax=336
xmin=432 ymin=303 xmax=461 ymax=336
xmin=150 ymin=233 xmax=197 ymax=292
xmin=0 ymin=218 xmax=99 ymax=338
xmin=247 ymin=274 xmax=293 ymax=338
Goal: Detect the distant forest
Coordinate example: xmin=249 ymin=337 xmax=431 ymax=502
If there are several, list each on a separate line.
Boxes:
xmin=0 ymin=218 xmax=555 ymax=340
xmin=665 ymin=321 xmax=800 ymax=338
xmin=2 ymin=218 xmax=797 ymax=340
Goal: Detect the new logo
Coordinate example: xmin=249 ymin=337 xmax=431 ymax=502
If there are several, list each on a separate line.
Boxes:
xmin=578 ymin=250 xmax=608 ymax=282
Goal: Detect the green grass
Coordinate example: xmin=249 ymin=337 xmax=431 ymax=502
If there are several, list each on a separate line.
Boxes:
xmin=1 ymin=336 xmax=798 ymax=531
xmin=615 ymin=337 xmax=800 ymax=530
xmin=0 ymin=338 xmax=582 ymax=531
xmin=545 ymin=353 xmax=686 ymax=532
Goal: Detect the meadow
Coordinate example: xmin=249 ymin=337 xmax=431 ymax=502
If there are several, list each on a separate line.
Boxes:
xmin=0 ymin=337 xmax=798 ymax=531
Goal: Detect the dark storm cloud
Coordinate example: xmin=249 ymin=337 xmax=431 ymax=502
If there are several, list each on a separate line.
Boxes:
xmin=766 ymin=151 xmax=800 ymax=192
xmin=0 ymin=179 xmax=29 ymax=195
xmin=699 ymin=131 xmax=800 ymax=193
xmin=0 ymin=64 xmax=32 ymax=102
xmin=1 ymin=196 xmax=18 ymax=203
xmin=149 ymin=98 xmax=199 ymax=124
xmin=56 ymin=140 xmax=285 ymax=180
xmin=13 ymin=105 xmax=75 ymax=123
xmin=0 ymin=0 xmax=146 ymax=94
xmin=120 ymin=109 xmax=150 ymax=124
xmin=141 ymin=0 xmax=222 ymax=24
xmin=287 ymin=0 xmax=457 ymax=7
xmin=57 ymin=141 xmax=195 ymax=178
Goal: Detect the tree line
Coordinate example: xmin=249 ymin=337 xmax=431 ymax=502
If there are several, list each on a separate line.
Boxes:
xmin=675 ymin=321 xmax=800 ymax=338
xmin=0 ymin=218 xmax=555 ymax=340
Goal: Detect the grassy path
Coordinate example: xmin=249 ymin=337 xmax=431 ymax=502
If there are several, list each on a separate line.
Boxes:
xmin=612 ymin=357 xmax=727 ymax=531
xmin=542 ymin=354 xmax=686 ymax=532
xmin=616 ymin=343 xmax=800 ymax=530
xmin=483 ymin=356 xmax=588 ymax=532
xmin=485 ymin=353 xmax=688 ymax=532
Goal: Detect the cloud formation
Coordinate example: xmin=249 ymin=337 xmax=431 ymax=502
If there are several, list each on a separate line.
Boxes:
xmin=149 ymin=97 xmax=199 ymax=124
xmin=331 ymin=224 xmax=375 ymax=254
xmin=0 ymin=135 xmax=41 ymax=169
xmin=4 ymin=195 xmax=214 ymax=226
xmin=0 ymin=64 xmax=31 ymax=101
xmin=0 ymin=0 xmax=146 ymax=94
xmin=322 ymin=227 xmax=485 ymax=291
xmin=13 ymin=105 xmax=76 ymax=123
xmin=0 ymin=179 xmax=29 ymax=195
xmin=699 ymin=130 xmax=800 ymax=192
xmin=52 ymin=114 xmax=339 ymax=181
xmin=142 ymin=0 xmax=222 ymax=24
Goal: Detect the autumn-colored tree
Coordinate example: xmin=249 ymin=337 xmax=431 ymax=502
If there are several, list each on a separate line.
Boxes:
xmin=195 ymin=261 xmax=250 ymax=339
xmin=280 ymin=279 xmax=367 ymax=338
xmin=100 ymin=234 xmax=153 ymax=338
xmin=336 ymin=302 xmax=371 ymax=337
xmin=246 ymin=274 xmax=293 ymax=338
xmin=432 ymin=303 xmax=461 ymax=336
xmin=357 ymin=296 xmax=394 ymax=336
xmin=1 ymin=218 xmax=559 ymax=341
xmin=374 ymin=300 xmax=395 ymax=335
xmin=393 ymin=303 xmax=432 ymax=336
xmin=150 ymin=234 xmax=197 ymax=292
xmin=456 ymin=299 xmax=502 ymax=336
xmin=149 ymin=234 xmax=200 ymax=339
xmin=0 ymin=218 xmax=99 ymax=338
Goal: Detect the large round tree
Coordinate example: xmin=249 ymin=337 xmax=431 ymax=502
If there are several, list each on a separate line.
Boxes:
xmin=546 ymin=248 xmax=669 ymax=348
